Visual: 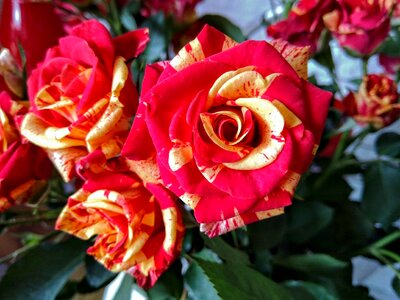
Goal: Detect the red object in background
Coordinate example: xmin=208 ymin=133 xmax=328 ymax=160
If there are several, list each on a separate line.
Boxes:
xmin=0 ymin=0 xmax=66 ymax=75
xmin=343 ymin=74 xmax=400 ymax=129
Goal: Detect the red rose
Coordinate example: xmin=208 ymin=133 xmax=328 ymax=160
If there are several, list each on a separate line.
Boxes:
xmin=323 ymin=0 xmax=392 ymax=56
xmin=122 ymin=25 xmax=332 ymax=237
xmin=0 ymin=92 xmax=52 ymax=212
xmin=21 ymin=20 xmax=149 ymax=181
xmin=0 ymin=0 xmax=66 ymax=75
xmin=56 ymin=158 xmax=184 ymax=288
xmin=267 ymin=0 xmax=335 ymax=54
xmin=343 ymin=74 xmax=400 ymax=129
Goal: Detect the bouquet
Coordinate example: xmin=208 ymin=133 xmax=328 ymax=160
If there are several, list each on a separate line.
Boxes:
xmin=0 ymin=0 xmax=399 ymax=299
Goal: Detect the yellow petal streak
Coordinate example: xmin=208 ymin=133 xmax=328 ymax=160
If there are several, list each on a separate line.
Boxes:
xmin=170 ymin=38 xmax=205 ymax=71
xmin=162 ymin=207 xmax=178 ymax=253
xmin=168 ymin=139 xmax=193 ymax=172
xmin=216 ymin=71 xmax=269 ymax=101
xmin=86 ymin=57 xmax=127 ymax=152
xmin=224 ymin=98 xmax=285 ymax=170
xmin=21 ymin=113 xmax=86 ymax=149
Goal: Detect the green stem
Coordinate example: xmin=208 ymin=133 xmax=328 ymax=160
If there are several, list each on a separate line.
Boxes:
xmin=0 ymin=210 xmax=62 ymax=227
xmin=380 ymin=249 xmax=400 ymax=263
xmin=369 ymin=230 xmax=400 ymax=250
xmin=348 ymin=125 xmax=372 ymax=155
xmin=362 ymin=58 xmax=368 ymax=76
xmin=370 ymin=249 xmax=400 ymax=280
xmin=231 ymin=231 xmax=239 ymax=249
xmin=313 ymin=130 xmax=351 ymax=191
xmin=0 ymin=231 xmax=61 ymax=264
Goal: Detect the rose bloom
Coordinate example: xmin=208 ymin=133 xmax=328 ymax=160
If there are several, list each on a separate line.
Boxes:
xmin=122 ymin=25 xmax=332 ymax=237
xmin=343 ymin=74 xmax=400 ymax=129
xmin=0 ymin=92 xmax=52 ymax=212
xmin=56 ymin=158 xmax=184 ymax=288
xmin=267 ymin=0 xmax=335 ymax=54
xmin=323 ymin=0 xmax=392 ymax=56
xmin=21 ymin=20 xmax=149 ymax=182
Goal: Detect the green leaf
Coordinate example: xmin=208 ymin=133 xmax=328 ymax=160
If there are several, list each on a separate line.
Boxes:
xmin=247 ymin=214 xmax=286 ymax=250
xmin=362 ymin=161 xmax=400 ymax=229
xmin=142 ymin=13 xmax=168 ymax=63
xmin=0 ymin=237 xmax=88 ymax=300
xmin=310 ymin=202 xmax=374 ymax=255
xmin=376 ymin=133 xmax=400 ymax=158
xmin=184 ymin=262 xmax=220 ymax=300
xmin=284 ymin=280 xmax=338 ymax=300
xmin=286 ymin=201 xmax=334 ymax=244
xmin=148 ymin=260 xmax=183 ymax=300
xmin=380 ymin=28 xmax=400 ymax=56
xmin=203 ymin=235 xmax=250 ymax=264
xmin=274 ymin=254 xmax=348 ymax=277
xmin=200 ymin=15 xmax=245 ymax=42
xmin=110 ymin=274 xmax=135 ymax=300
xmin=190 ymin=258 xmax=292 ymax=300
xmin=274 ymin=254 xmax=371 ymax=299
xmin=193 ymin=248 xmax=222 ymax=263
xmin=82 ymin=255 xmax=115 ymax=290
xmin=121 ymin=9 xmax=137 ymax=31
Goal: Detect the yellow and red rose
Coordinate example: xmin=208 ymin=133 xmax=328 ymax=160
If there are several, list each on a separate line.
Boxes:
xmin=343 ymin=74 xmax=400 ymax=129
xmin=267 ymin=0 xmax=335 ymax=54
xmin=21 ymin=20 xmax=149 ymax=181
xmin=122 ymin=25 xmax=332 ymax=237
xmin=0 ymin=92 xmax=52 ymax=212
xmin=56 ymin=158 xmax=184 ymax=288
xmin=323 ymin=0 xmax=393 ymax=56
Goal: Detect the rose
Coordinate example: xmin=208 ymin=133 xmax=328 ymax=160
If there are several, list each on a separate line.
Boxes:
xmin=55 ymin=157 xmax=184 ymax=288
xmin=267 ymin=0 xmax=335 ymax=54
xmin=323 ymin=0 xmax=392 ymax=56
xmin=343 ymin=74 xmax=400 ymax=129
xmin=21 ymin=20 xmax=149 ymax=182
xmin=122 ymin=25 xmax=332 ymax=237
xmin=0 ymin=92 xmax=52 ymax=212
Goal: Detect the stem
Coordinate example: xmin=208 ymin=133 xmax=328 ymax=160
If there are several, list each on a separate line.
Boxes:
xmin=313 ymin=130 xmax=351 ymax=191
xmin=231 ymin=231 xmax=239 ymax=248
xmin=362 ymin=58 xmax=368 ymax=76
xmin=370 ymin=249 xmax=400 ymax=280
xmin=380 ymin=249 xmax=400 ymax=263
xmin=369 ymin=230 xmax=400 ymax=250
xmin=0 ymin=231 xmax=61 ymax=264
xmin=348 ymin=125 xmax=372 ymax=155
xmin=0 ymin=210 xmax=62 ymax=227
xmin=180 ymin=288 xmax=188 ymax=300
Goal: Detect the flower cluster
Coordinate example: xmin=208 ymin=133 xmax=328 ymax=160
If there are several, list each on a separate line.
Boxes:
xmin=268 ymin=0 xmax=396 ymax=56
xmin=1 ymin=0 xmax=399 ymax=293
